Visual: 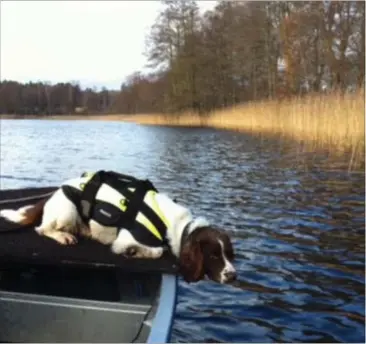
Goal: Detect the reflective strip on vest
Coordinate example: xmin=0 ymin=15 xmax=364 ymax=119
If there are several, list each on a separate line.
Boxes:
xmin=79 ymin=171 xmax=96 ymax=190
xmin=137 ymin=190 xmax=169 ymax=241
xmin=63 ymin=176 xmax=169 ymax=242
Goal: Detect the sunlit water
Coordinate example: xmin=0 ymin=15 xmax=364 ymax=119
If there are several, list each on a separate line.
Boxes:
xmin=1 ymin=119 xmax=364 ymax=343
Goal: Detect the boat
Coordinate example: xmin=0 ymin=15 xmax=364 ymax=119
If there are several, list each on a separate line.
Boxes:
xmin=0 ymin=187 xmax=179 ymax=343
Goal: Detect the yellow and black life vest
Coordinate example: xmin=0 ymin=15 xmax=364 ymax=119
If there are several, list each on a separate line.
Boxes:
xmin=61 ymin=170 xmax=169 ymax=247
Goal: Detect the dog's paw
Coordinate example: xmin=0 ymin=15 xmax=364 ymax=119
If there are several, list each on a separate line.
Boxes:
xmin=54 ymin=232 xmax=78 ymax=245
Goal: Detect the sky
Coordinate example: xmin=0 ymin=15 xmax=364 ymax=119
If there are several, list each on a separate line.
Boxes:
xmin=0 ymin=0 xmax=217 ymax=90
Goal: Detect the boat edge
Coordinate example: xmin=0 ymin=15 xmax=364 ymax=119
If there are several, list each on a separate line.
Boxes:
xmin=146 ymin=273 xmax=178 ymax=344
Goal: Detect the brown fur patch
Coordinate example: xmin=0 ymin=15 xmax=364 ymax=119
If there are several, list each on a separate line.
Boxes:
xmin=20 ymin=196 xmax=50 ymax=226
xmin=179 ymin=226 xmax=235 ymax=283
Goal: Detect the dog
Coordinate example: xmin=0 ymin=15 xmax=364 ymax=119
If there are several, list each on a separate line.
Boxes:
xmin=0 ymin=171 xmax=236 ymax=284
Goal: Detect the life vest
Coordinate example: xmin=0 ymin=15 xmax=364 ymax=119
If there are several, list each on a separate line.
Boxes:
xmin=61 ymin=170 xmax=169 ymax=247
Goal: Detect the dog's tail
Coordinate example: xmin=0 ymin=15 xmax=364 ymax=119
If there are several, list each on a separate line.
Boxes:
xmin=0 ymin=197 xmax=49 ymax=227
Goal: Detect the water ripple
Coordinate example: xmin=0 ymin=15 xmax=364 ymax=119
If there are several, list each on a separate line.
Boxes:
xmin=0 ymin=120 xmax=364 ymax=343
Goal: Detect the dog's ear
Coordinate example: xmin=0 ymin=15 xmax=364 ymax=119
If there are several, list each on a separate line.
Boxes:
xmin=179 ymin=238 xmax=204 ymax=283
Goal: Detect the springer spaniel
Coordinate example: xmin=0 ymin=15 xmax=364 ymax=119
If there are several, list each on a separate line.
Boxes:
xmin=0 ymin=172 xmax=236 ymax=284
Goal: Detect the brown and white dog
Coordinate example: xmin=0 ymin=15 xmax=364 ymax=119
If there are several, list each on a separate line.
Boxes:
xmin=0 ymin=174 xmax=236 ymax=284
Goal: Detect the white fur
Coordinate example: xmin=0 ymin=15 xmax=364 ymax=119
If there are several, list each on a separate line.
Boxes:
xmin=218 ymin=239 xmax=236 ymax=283
xmin=0 ymin=205 xmax=33 ymax=223
xmin=111 ymin=229 xmax=164 ymax=259
xmin=151 ymin=193 xmax=210 ymax=257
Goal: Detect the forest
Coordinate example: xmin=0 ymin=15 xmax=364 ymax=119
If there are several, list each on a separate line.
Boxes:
xmin=0 ymin=0 xmax=364 ymax=116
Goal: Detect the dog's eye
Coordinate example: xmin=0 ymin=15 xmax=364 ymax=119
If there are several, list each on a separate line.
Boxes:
xmin=126 ymin=246 xmax=137 ymax=257
xmin=210 ymin=254 xmax=219 ymax=260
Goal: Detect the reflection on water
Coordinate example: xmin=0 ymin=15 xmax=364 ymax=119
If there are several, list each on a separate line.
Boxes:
xmin=1 ymin=120 xmax=364 ymax=343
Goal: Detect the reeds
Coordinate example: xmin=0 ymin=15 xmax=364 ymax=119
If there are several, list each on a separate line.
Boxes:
xmin=126 ymin=90 xmax=365 ymax=169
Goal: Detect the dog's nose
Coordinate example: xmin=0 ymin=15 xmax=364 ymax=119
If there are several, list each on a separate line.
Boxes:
xmin=224 ymin=271 xmax=237 ymax=282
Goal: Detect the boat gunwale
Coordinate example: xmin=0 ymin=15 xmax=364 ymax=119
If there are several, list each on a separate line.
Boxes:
xmin=147 ymin=273 xmax=178 ymax=344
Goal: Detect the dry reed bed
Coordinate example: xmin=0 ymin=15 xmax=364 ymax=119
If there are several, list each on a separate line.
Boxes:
xmin=127 ymin=91 xmax=365 ymax=168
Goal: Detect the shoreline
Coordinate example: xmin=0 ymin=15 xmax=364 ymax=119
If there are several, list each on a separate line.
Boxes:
xmin=1 ymin=90 xmax=364 ymax=170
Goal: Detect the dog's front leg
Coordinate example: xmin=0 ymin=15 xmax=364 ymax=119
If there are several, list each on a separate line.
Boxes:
xmin=35 ymin=224 xmax=78 ymax=245
xmin=41 ymin=230 xmax=78 ymax=245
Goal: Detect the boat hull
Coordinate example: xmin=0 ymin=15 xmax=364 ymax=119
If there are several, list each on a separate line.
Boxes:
xmin=0 ymin=187 xmax=178 ymax=343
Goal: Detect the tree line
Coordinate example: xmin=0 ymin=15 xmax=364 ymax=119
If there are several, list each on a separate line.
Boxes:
xmin=0 ymin=81 xmax=115 ymax=115
xmin=0 ymin=0 xmax=364 ymax=116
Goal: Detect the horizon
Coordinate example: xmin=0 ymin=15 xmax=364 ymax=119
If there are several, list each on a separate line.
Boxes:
xmin=0 ymin=0 xmax=217 ymax=91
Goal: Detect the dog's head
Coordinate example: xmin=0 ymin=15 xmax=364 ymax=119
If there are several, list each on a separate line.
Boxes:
xmin=179 ymin=226 xmax=236 ymax=284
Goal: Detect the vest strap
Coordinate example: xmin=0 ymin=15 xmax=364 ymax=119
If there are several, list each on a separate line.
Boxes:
xmin=78 ymin=170 xmax=167 ymax=245
xmin=80 ymin=171 xmax=105 ymax=222
xmin=80 ymin=170 xmax=142 ymax=222
xmin=117 ymin=186 xmax=167 ymax=242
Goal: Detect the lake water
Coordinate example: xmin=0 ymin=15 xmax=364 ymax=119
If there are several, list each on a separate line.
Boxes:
xmin=0 ymin=119 xmax=365 ymax=343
